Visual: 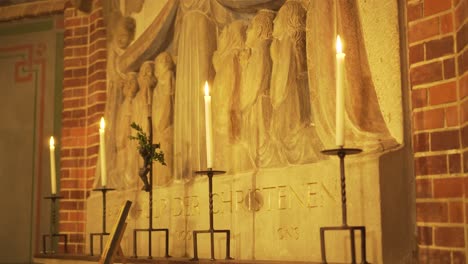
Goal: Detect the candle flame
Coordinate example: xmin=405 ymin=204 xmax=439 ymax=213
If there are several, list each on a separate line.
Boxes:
xmin=204 ymin=81 xmax=210 ymax=96
xmin=336 ymin=35 xmax=343 ymax=53
xmin=49 ymin=136 xmax=55 ymax=147
xmin=100 ymin=117 xmax=105 ymax=130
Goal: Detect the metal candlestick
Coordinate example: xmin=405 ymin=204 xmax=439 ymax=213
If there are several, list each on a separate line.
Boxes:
xmin=89 ymin=187 xmax=115 ymax=255
xmin=42 ymin=194 xmax=68 ymax=254
xmin=133 ymin=115 xmax=170 ymax=259
xmin=191 ymin=169 xmax=232 ymax=261
xmin=319 ymin=147 xmax=368 ymax=264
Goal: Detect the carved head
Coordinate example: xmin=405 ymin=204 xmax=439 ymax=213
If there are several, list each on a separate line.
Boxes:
xmin=124 ymin=72 xmax=139 ymax=98
xmin=273 ymin=1 xmax=306 ymax=40
xmin=246 ymin=9 xmax=275 ymax=47
xmin=154 ymin=52 xmax=174 ymax=78
xmin=138 ymin=61 xmax=156 ymax=90
xmin=114 ymin=16 xmax=136 ymax=49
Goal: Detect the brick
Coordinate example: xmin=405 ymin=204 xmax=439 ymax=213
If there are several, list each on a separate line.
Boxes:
xmin=456 ymin=22 xmax=468 ymax=52
xmin=409 ymin=43 xmax=424 ymax=64
xmin=464 ymin=151 xmax=468 ymax=173
xmin=413 ymin=108 xmax=445 ymax=131
xmin=454 ymin=0 xmax=467 ymax=30
xmin=417 ymin=226 xmax=432 ymax=245
xmin=411 ymin=88 xmax=427 ymax=108
xmin=414 ymin=154 xmax=447 ymax=175
xmin=418 ymin=248 xmax=451 ymax=264
xmin=431 ymin=129 xmax=460 ymax=150
xmin=453 ymin=251 xmax=466 ymax=264
xmin=440 ymin=13 xmax=454 ymax=34
xmin=434 ymin=177 xmax=464 ymax=198
xmin=407 ymin=1 xmax=423 ymax=22
xmin=410 ymin=61 xmax=443 ymax=86
xmin=449 ymin=153 xmax=462 ymax=173
xmin=434 ymin=226 xmax=465 ymax=247
xmin=462 ymin=100 xmax=468 ymax=123
xmin=461 ymin=74 xmax=468 ymax=99
xmin=416 ymin=178 xmax=432 ymax=198
xmin=446 ymin=105 xmax=459 ymax=127
xmin=69 ymin=190 xmax=85 ymax=199
xmin=443 ymin=57 xmax=456 ymax=79
xmin=408 ymin=17 xmax=439 ymax=43
xmin=429 ymin=81 xmax=457 ymax=105
xmin=449 ymin=201 xmax=464 ymax=223
xmin=425 ymin=36 xmax=454 ymax=60
xmin=458 ymin=48 xmax=468 ymax=76
xmin=413 ymin=132 xmax=429 ymax=152
xmin=424 ymin=0 xmax=452 ymax=16
xmin=416 ymin=202 xmax=448 ymax=222
xmin=463 ymin=125 xmax=468 ymax=148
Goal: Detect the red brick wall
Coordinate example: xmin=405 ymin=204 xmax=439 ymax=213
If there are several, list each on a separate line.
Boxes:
xmin=408 ymin=0 xmax=467 ymax=262
xmin=59 ymin=0 xmax=106 ymax=254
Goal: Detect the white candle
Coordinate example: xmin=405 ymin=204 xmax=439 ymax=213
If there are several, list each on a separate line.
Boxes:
xmin=335 ymin=35 xmax=345 ymax=147
xmin=203 ymin=81 xmax=214 ymax=168
xmin=99 ymin=117 xmax=107 ymax=186
xmin=49 ymin=136 xmax=57 ymax=195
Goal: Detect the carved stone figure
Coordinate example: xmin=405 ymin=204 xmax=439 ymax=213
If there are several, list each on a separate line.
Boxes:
xmin=152 ymin=52 xmax=175 ymax=185
xmin=270 ymin=1 xmax=322 ymax=164
xmin=138 ymin=61 xmax=156 ymax=115
xmin=239 ymin=9 xmax=283 ymax=168
xmin=212 ymin=19 xmax=251 ymax=171
xmin=115 ymin=72 xmax=140 ymax=188
xmin=173 ymin=0 xmax=217 ymax=180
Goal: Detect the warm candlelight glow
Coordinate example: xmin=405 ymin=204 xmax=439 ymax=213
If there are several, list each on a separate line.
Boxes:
xmin=100 ymin=117 xmax=106 ymax=130
xmin=49 ymin=136 xmax=55 ymax=148
xmin=204 ymin=81 xmax=210 ymax=96
xmin=336 ymin=35 xmax=343 ymax=53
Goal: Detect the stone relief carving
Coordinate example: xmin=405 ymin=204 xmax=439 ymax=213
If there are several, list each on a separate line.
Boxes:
xmin=212 ymin=19 xmax=249 ymax=172
xmin=101 ymin=0 xmax=400 ymax=188
xmin=270 ymin=1 xmax=322 ymax=164
xmin=152 ymin=52 xmax=175 ymax=186
xmin=113 ymin=16 xmax=136 ymax=50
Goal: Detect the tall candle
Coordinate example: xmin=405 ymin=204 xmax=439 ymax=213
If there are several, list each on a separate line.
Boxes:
xmin=49 ymin=136 xmax=57 ymax=194
xmin=99 ymin=117 xmax=107 ymax=186
xmin=335 ymin=35 xmax=345 ymax=147
xmin=203 ymin=81 xmax=213 ymax=168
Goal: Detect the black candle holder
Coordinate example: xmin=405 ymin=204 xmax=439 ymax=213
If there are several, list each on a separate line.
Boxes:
xmin=89 ymin=187 xmax=115 ymax=256
xmin=133 ymin=116 xmax=170 ymax=259
xmin=41 ymin=194 xmax=68 ymax=254
xmin=319 ymin=147 xmax=368 ymax=264
xmin=191 ymin=169 xmax=232 ymax=261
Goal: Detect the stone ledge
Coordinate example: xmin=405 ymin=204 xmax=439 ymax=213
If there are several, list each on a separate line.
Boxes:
xmin=0 ymin=0 xmax=67 ymax=22
xmin=34 ymin=254 xmax=341 ymax=264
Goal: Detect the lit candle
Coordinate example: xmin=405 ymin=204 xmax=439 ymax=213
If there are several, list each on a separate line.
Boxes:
xmin=203 ymin=81 xmax=213 ymax=168
xmin=335 ymin=35 xmax=345 ymax=147
xmin=99 ymin=117 xmax=107 ymax=186
xmin=49 ymin=136 xmax=57 ymax=195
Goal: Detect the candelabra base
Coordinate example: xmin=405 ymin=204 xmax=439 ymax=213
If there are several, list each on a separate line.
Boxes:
xmin=132 ymin=228 xmax=170 ymax=258
xmin=41 ymin=233 xmax=68 ymax=254
xmin=89 ymin=232 xmax=110 ymax=256
xmin=319 ymin=225 xmax=368 ymax=264
xmin=190 ymin=169 xmax=232 ymax=261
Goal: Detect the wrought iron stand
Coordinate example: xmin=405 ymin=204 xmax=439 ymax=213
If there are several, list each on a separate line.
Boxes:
xmin=191 ymin=169 xmax=232 ymax=261
xmin=42 ymin=194 xmax=68 ymax=254
xmin=89 ymin=187 xmax=115 ymax=256
xmin=319 ymin=147 xmax=368 ymax=264
xmin=133 ymin=116 xmax=170 ymax=259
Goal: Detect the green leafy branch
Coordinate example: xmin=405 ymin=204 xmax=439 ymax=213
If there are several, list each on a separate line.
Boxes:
xmin=128 ymin=122 xmax=166 ymax=166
